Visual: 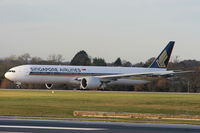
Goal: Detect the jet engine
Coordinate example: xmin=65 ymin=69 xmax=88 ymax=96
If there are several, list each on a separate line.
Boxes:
xmin=80 ymin=77 xmax=102 ymax=89
xmin=45 ymin=83 xmax=53 ymax=89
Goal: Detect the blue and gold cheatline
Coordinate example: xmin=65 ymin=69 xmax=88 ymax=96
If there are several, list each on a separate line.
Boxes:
xmin=29 ymin=71 xmax=117 ymax=77
xmin=149 ymin=41 xmax=175 ymax=68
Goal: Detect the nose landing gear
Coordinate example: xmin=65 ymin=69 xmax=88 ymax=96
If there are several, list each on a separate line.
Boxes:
xmin=15 ymin=81 xmax=22 ymax=89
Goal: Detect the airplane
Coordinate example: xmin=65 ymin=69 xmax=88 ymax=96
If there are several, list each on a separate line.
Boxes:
xmin=4 ymin=41 xmax=186 ymax=89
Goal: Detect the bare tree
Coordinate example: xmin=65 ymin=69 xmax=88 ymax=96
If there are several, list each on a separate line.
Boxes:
xmin=47 ymin=54 xmax=64 ymax=63
xmin=18 ymin=53 xmax=31 ymax=63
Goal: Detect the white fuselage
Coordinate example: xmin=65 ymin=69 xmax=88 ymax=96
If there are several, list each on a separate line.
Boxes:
xmin=5 ymin=65 xmax=166 ymax=87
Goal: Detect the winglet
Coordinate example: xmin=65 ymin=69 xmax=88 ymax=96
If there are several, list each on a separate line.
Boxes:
xmin=149 ymin=41 xmax=175 ymax=68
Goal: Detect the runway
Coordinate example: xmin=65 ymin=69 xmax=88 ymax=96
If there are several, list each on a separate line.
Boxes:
xmin=0 ymin=119 xmax=200 ymax=133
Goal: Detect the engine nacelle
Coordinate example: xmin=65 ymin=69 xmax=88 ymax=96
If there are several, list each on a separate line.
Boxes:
xmin=45 ymin=83 xmax=53 ymax=89
xmin=80 ymin=77 xmax=102 ymax=89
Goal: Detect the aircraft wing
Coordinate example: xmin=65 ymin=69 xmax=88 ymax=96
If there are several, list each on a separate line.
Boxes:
xmin=95 ymin=70 xmax=193 ymax=79
xmin=172 ymin=70 xmax=195 ymax=74
xmin=95 ymin=71 xmax=175 ymax=79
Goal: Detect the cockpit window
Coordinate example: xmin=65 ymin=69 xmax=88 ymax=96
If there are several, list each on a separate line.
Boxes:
xmin=8 ymin=70 xmax=16 ymax=73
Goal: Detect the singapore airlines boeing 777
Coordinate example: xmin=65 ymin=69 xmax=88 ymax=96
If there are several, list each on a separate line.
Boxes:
xmin=4 ymin=41 xmax=185 ymax=89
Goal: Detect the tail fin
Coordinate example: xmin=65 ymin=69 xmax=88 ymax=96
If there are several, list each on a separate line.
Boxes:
xmin=149 ymin=41 xmax=175 ymax=68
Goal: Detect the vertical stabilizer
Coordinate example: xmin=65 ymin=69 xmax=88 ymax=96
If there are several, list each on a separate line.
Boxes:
xmin=149 ymin=41 xmax=175 ymax=68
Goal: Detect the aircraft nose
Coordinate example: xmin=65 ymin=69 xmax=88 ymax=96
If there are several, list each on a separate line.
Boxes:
xmin=4 ymin=71 xmax=15 ymax=81
xmin=4 ymin=68 xmax=18 ymax=81
xmin=4 ymin=72 xmax=11 ymax=80
xmin=4 ymin=72 xmax=9 ymax=79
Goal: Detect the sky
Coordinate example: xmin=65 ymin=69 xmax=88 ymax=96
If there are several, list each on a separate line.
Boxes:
xmin=0 ymin=0 xmax=200 ymax=63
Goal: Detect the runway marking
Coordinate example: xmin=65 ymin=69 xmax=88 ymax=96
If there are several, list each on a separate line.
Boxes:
xmin=0 ymin=132 xmax=30 ymax=133
xmin=0 ymin=125 xmax=107 ymax=131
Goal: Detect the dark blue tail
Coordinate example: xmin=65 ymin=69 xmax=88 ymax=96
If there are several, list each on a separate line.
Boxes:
xmin=149 ymin=41 xmax=175 ymax=68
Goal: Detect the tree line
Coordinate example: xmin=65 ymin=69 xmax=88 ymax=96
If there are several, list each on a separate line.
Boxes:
xmin=0 ymin=51 xmax=200 ymax=92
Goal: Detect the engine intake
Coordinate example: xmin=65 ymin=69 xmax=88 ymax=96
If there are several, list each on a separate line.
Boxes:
xmin=80 ymin=77 xmax=102 ymax=89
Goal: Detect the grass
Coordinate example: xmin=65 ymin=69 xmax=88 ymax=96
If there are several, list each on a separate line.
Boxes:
xmin=0 ymin=89 xmax=200 ymax=124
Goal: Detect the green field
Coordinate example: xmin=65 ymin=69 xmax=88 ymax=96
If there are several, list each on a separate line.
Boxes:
xmin=0 ymin=89 xmax=200 ymax=118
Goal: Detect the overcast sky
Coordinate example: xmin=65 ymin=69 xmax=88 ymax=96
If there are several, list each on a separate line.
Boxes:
xmin=0 ymin=0 xmax=200 ymax=63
